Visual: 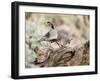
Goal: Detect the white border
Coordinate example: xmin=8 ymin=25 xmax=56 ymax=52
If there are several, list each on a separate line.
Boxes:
xmin=19 ymin=5 xmax=95 ymax=76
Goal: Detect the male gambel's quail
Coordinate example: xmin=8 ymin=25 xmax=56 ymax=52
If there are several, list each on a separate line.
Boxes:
xmin=39 ymin=21 xmax=72 ymax=47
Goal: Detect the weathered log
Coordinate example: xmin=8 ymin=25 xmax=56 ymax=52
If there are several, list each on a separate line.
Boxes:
xmin=34 ymin=41 xmax=89 ymax=67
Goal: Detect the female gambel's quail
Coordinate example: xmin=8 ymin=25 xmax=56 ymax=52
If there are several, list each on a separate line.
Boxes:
xmin=38 ymin=21 xmax=72 ymax=47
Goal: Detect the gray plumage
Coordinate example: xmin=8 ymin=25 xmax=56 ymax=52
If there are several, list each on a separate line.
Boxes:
xmin=39 ymin=22 xmax=72 ymax=47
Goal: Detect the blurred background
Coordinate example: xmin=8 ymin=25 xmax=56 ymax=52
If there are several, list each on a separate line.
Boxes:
xmin=25 ymin=12 xmax=89 ymax=68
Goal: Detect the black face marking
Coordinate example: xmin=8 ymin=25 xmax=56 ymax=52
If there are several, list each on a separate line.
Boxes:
xmin=45 ymin=32 xmax=50 ymax=38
